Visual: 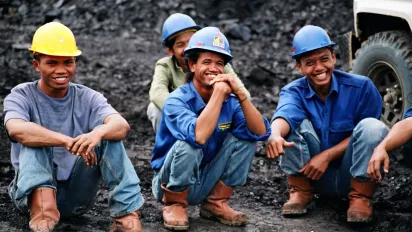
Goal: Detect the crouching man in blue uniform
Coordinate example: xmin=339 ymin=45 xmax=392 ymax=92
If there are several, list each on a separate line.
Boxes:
xmin=151 ymin=27 xmax=271 ymax=230
xmin=266 ymin=25 xmax=388 ymax=222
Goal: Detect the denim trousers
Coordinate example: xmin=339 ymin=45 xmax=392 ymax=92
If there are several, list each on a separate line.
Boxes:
xmin=152 ymin=133 xmax=257 ymax=205
xmin=280 ymin=118 xmax=388 ymax=198
xmin=9 ymin=140 xmax=144 ymax=218
xmin=147 ymin=102 xmax=162 ymax=133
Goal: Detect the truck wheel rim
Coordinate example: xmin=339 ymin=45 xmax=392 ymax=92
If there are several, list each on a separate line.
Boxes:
xmin=367 ymin=61 xmax=403 ymax=126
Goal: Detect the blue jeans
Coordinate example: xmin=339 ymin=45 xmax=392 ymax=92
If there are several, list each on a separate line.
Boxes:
xmin=152 ymin=133 xmax=257 ymax=205
xmin=9 ymin=141 xmax=144 ymax=218
xmin=280 ymin=118 xmax=388 ymax=198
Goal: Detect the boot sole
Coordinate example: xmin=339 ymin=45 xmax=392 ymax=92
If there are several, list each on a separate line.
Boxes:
xmin=163 ymin=222 xmax=189 ymax=230
xmin=199 ymin=208 xmax=247 ymax=226
xmin=282 ymin=201 xmax=315 ymax=216
xmin=347 ymin=217 xmax=372 ymax=223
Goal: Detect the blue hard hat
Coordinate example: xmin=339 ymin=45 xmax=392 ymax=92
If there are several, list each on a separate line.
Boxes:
xmin=161 ymin=13 xmax=201 ymax=47
xmin=292 ymin=25 xmax=335 ymax=59
xmin=184 ymin=27 xmax=233 ymax=62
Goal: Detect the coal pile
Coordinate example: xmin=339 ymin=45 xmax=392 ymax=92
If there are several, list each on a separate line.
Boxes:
xmin=1 ymin=0 xmax=412 ymax=231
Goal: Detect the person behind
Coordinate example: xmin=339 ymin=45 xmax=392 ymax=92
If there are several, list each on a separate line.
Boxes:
xmin=147 ymin=13 xmax=250 ymax=132
xmin=266 ymin=25 xmax=388 ymax=222
xmin=4 ymin=22 xmax=144 ymax=232
xmin=150 ymin=27 xmax=271 ymax=230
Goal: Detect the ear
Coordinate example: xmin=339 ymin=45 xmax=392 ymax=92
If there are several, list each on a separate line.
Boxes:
xmin=165 ymin=47 xmax=174 ymax=56
xmin=331 ymin=51 xmax=337 ymax=65
xmin=188 ymin=59 xmax=196 ymax=72
xmin=32 ymin=59 xmax=40 ymax=72
xmin=296 ymin=62 xmax=303 ymax=74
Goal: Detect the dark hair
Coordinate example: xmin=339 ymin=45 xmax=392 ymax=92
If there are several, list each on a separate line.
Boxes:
xmin=164 ymin=37 xmax=176 ymax=50
xmin=33 ymin=53 xmax=42 ymax=61
xmin=295 ymin=46 xmax=334 ymax=64
xmin=184 ymin=49 xmax=202 ymax=82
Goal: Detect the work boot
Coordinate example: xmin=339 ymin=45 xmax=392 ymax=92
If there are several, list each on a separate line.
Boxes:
xmin=347 ymin=177 xmax=375 ymax=222
xmin=110 ymin=210 xmax=142 ymax=232
xmin=282 ymin=175 xmax=314 ymax=216
xmin=29 ymin=187 xmax=60 ymax=232
xmin=161 ymin=184 xmax=189 ymax=230
xmin=200 ymin=180 xmax=247 ymax=226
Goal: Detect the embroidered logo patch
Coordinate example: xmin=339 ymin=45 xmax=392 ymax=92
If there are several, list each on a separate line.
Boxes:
xmin=218 ymin=122 xmax=231 ymax=131
xmin=213 ymin=35 xmax=224 ymax=48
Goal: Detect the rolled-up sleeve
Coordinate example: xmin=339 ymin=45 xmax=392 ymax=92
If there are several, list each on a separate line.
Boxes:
xmin=231 ymin=104 xmax=271 ymax=141
xmin=272 ymin=87 xmax=307 ymax=133
xmin=163 ymin=97 xmax=204 ymax=148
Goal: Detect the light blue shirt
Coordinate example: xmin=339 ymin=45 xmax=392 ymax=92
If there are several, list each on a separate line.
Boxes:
xmin=4 ymin=81 xmax=117 ymax=180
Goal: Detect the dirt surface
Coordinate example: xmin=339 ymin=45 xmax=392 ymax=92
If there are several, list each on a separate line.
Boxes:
xmin=1 ymin=0 xmax=412 ymax=231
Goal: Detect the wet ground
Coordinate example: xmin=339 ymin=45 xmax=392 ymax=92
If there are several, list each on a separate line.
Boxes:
xmin=1 ymin=0 xmax=412 ymax=231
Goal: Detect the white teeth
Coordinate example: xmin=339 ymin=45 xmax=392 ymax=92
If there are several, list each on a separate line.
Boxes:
xmin=315 ymin=73 xmax=326 ymax=78
xmin=56 ymin=77 xmax=66 ymax=81
xmin=209 ymin=74 xmax=216 ymax=78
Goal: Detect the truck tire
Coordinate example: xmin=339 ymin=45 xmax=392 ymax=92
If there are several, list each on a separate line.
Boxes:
xmin=352 ymin=31 xmax=412 ymax=127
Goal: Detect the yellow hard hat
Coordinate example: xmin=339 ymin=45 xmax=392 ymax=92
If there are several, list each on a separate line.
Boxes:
xmin=29 ymin=22 xmax=82 ymax=56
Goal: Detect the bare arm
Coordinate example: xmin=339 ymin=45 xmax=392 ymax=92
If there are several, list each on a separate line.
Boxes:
xmin=266 ymin=118 xmax=294 ymax=158
xmin=195 ymin=82 xmax=230 ymax=145
xmin=235 ymin=90 xmax=267 ymax=135
xmin=6 ymin=118 xmax=72 ymax=148
xmin=299 ymin=136 xmax=350 ymax=180
xmin=368 ymin=117 xmax=412 ymax=181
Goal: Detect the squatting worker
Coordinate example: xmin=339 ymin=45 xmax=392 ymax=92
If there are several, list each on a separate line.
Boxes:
xmin=147 ymin=13 xmax=250 ymax=132
xmin=266 ymin=25 xmax=388 ymax=222
xmin=150 ymin=27 xmax=271 ymax=230
xmin=4 ymin=22 xmax=144 ymax=232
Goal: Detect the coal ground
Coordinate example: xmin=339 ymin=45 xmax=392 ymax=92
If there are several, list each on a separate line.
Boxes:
xmin=1 ymin=0 xmax=412 ymax=231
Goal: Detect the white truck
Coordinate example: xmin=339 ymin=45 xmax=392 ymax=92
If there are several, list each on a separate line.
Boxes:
xmin=339 ymin=0 xmax=412 ymax=127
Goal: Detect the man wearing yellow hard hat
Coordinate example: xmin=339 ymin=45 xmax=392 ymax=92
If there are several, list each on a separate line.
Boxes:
xmin=3 ymin=22 xmax=144 ymax=232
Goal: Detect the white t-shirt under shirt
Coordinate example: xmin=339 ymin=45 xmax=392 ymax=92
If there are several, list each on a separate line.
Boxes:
xmin=3 ymin=81 xmax=118 ymax=180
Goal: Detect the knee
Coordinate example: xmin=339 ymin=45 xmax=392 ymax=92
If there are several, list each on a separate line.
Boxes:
xmin=353 ymin=118 xmax=388 ymax=143
xmin=173 ymin=140 xmax=203 ymax=160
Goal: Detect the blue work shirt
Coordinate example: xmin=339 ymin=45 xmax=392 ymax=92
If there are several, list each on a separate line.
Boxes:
xmin=272 ymin=70 xmax=381 ymax=151
xmin=403 ymin=108 xmax=412 ymax=119
xmin=151 ymin=81 xmax=271 ymax=170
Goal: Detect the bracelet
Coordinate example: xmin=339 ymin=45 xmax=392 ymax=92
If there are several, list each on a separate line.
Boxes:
xmin=239 ymin=97 xmax=247 ymax=104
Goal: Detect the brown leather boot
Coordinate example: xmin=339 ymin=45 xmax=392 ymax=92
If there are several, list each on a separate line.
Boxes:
xmin=200 ymin=180 xmax=247 ymax=226
xmin=161 ymin=184 xmax=189 ymax=230
xmin=110 ymin=210 xmax=142 ymax=232
xmin=29 ymin=187 xmax=60 ymax=232
xmin=347 ymin=177 xmax=375 ymax=222
xmin=282 ymin=175 xmax=314 ymax=216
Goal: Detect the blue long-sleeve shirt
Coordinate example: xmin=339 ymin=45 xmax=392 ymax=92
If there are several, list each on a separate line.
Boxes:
xmin=272 ymin=70 xmax=382 ymax=151
xmin=151 ymin=82 xmax=271 ymax=170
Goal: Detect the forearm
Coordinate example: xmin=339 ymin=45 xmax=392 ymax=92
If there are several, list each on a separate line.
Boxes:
xmin=324 ymin=136 xmax=350 ymax=162
xmin=270 ymin=118 xmax=291 ymax=138
xmin=377 ymin=118 xmax=412 ymax=152
xmin=97 ymin=114 xmax=130 ymax=140
xmin=195 ymin=91 xmax=226 ymax=145
xmin=7 ymin=121 xmax=70 ymax=147
xmin=237 ymin=92 xmax=266 ymax=135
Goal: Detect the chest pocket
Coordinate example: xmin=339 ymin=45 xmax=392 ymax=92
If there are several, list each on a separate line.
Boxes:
xmin=329 ymin=120 xmax=354 ymax=147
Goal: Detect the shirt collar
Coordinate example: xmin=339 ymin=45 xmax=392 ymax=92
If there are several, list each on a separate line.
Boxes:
xmin=188 ymin=82 xmax=206 ymax=113
xmin=173 ymin=56 xmax=184 ymax=72
xmin=304 ymin=71 xmax=339 ymax=99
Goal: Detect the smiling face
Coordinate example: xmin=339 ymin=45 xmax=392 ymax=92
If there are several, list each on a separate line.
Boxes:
xmin=188 ymin=51 xmax=225 ymax=90
xmin=166 ymin=30 xmax=195 ymax=71
xmin=296 ymin=47 xmax=336 ymax=96
xmin=33 ymin=55 xmax=76 ymax=98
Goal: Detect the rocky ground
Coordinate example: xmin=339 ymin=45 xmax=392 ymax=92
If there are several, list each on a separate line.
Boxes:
xmin=1 ymin=0 xmax=412 ymax=231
